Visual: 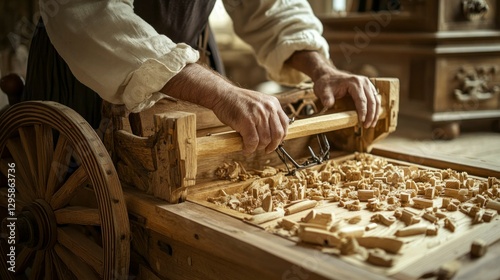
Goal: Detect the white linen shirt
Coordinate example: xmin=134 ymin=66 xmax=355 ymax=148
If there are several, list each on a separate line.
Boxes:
xmin=39 ymin=0 xmax=329 ymax=112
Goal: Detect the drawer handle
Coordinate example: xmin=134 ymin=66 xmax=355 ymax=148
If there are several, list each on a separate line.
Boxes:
xmin=462 ymin=0 xmax=489 ymax=21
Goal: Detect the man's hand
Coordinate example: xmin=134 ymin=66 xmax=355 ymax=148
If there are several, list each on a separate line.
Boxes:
xmin=211 ymin=88 xmax=289 ymax=155
xmin=286 ymin=51 xmax=381 ymax=128
xmin=161 ymin=63 xmax=288 ymax=155
xmin=312 ymin=67 xmax=381 ymax=128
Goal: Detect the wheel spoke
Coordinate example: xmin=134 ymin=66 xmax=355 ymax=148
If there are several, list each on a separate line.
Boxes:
xmin=69 ymin=186 xmax=99 ymax=209
xmin=57 ymin=227 xmax=104 ymax=277
xmin=54 ymin=242 xmax=100 ymax=280
xmin=54 ymin=206 xmax=101 ymax=226
xmin=46 ymin=135 xmax=72 ymax=201
xmin=52 ymin=250 xmax=77 ymax=280
xmin=4 ymin=141 xmax=36 ymax=201
xmin=16 ymin=246 xmax=35 ymax=274
xmin=0 ymin=187 xmax=28 ymax=210
xmin=44 ymin=250 xmax=54 ymax=280
xmin=50 ymin=166 xmax=88 ymax=210
xmin=28 ymin=251 xmax=44 ymax=280
xmin=35 ymin=124 xmax=54 ymax=199
xmin=18 ymin=127 xmax=39 ymax=195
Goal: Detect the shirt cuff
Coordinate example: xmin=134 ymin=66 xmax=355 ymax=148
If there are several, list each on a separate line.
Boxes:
xmin=121 ymin=43 xmax=200 ymax=112
xmin=264 ymin=31 xmax=330 ymax=87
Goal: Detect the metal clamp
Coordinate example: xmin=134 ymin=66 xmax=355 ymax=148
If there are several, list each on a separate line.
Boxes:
xmin=275 ymin=134 xmax=330 ymax=175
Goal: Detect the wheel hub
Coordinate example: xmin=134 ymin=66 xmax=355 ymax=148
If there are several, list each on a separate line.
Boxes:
xmin=1 ymin=199 xmax=57 ymax=250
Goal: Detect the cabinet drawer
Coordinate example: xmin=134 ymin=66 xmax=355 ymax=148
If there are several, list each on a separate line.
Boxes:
xmin=434 ymin=55 xmax=500 ymax=112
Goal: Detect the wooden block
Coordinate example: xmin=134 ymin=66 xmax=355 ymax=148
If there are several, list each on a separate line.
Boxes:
xmin=482 ymin=210 xmax=497 ymax=222
xmin=444 ymin=218 xmax=456 ymax=232
xmin=358 ymin=189 xmax=375 ymax=202
xmin=445 ymin=179 xmax=460 ymax=189
xmin=485 ymin=200 xmax=500 ymax=213
xmin=280 ymin=218 xmax=298 ymax=231
xmin=412 ymin=197 xmax=434 ymax=209
xmin=299 ymin=227 xmax=341 ymax=247
xmin=424 ymin=187 xmax=436 ymax=199
xmin=245 ymin=210 xmax=284 ymax=225
xmin=338 ymin=226 xmax=365 ymax=238
xmin=367 ymin=249 xmax=393 ymax=267
xmin=285 ymin=200 xmax=317 ymax=215
xmin=262 ymin=193 xmax=273 ymax=212
xmin=400 ymin=192 xmax=411 ymax=203
xmin=371 ymin=213 xmax=396 ymax=226
xmin=444 ymin=188 xmax=459 ymax=198
xmin=356 ymin=237 xmax=403 ymax=254
xmin=400 ymin=209 xmax=421 ymax=226
xmin=470 ymin=239 xmax=487 ymax=258
xmin=395 ymin=224 xmax=427 ymax=237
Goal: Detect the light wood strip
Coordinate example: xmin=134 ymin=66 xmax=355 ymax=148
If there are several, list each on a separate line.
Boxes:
xmin=50 ymin=166 xmax=87 ymax=210
xmin=54 ymin=206 xmax=101 ymax=226
xmin=57 ymin=227 xmax=104 ymax=277
xmin=196 ymin=110 xmax=359 ymax=157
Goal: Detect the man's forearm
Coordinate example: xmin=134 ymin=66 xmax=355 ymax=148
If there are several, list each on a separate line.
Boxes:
xmin=285 ymin=50 xmax=337 ymax=82
xmin=159 ymin=63 xmax=234 ymax=110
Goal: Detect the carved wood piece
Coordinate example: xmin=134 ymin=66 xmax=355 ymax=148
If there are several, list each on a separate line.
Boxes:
xmin=153 ymin=112 xmax=197 ymax=203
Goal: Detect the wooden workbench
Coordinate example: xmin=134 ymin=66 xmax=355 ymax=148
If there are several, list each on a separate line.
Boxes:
xmin=125 ymin=151 xmax=500 ymax=280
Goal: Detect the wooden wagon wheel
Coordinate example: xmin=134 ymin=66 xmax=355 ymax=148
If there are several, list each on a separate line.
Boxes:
xmin=0 ymin=101 xmax=130 ymax=279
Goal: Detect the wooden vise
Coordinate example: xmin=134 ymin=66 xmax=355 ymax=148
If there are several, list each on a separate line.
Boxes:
xmin=103 ymin=78 xmax=399 ymax=203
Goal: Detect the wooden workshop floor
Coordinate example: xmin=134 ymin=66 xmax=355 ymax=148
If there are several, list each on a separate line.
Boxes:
xmin=373 ymin=117 xmax=500 ymax=173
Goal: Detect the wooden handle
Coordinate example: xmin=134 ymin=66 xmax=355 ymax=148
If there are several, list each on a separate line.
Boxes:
xmin=196 ymin=110 xmax=361 ymax=157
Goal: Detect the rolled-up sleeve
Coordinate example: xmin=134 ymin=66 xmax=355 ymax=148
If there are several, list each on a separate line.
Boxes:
xmin=223 ymin=0 xmax=330 ymax=86
xmin=39 ymin=0 xmax=199 ymax=112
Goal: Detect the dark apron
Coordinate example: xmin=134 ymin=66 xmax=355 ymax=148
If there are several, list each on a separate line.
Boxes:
xmin=23 ymin=0 xmax=219 ymax=128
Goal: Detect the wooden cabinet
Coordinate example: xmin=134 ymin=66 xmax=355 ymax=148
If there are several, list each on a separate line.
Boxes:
xmin=317 ymin=0 xmax=500 ymax=138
